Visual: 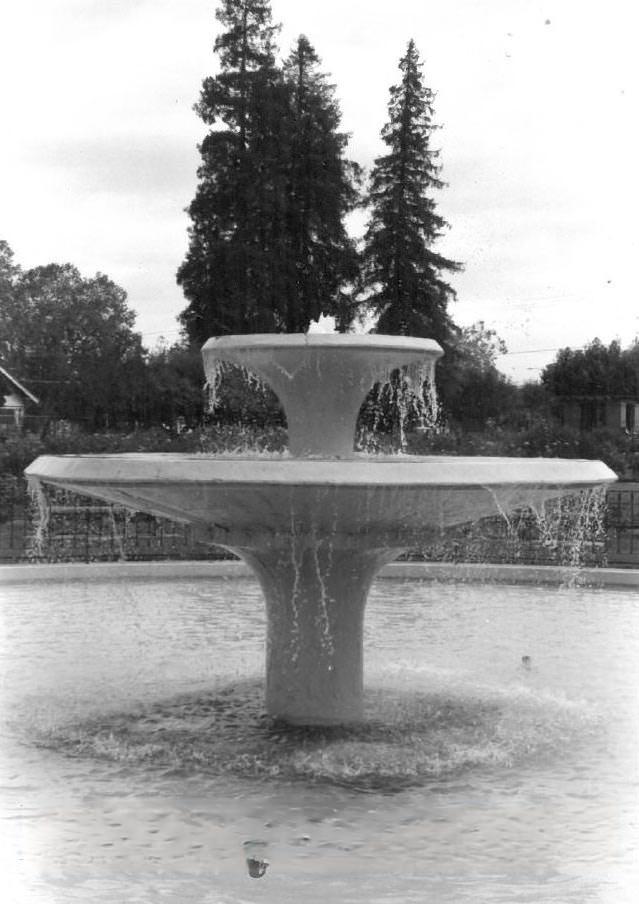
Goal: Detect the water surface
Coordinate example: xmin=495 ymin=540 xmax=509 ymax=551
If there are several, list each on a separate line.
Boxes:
xmin=1 ymin=574 xmax=638 ymax=902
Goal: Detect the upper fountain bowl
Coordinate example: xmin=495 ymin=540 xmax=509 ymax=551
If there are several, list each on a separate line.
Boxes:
xmin=202 ymin=333 xmax=443 ymax=458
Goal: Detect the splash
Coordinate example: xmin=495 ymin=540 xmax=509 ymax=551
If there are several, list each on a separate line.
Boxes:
xmin=34 ymin=676 xmax=601 ymax=792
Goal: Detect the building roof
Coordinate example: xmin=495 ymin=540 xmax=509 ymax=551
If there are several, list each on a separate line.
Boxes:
xmin=0 ymin=365 xmax=39 ymax=405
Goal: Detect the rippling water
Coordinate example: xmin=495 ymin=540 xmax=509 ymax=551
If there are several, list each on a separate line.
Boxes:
xmin=1 ymin=573 xmax=638 ymax=903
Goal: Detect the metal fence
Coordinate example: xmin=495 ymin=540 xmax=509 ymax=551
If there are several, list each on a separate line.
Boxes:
xmin=606 ymin=482 xmax=639 ymax=566
xmin=0 ymin=478 xmax=232 ymax=564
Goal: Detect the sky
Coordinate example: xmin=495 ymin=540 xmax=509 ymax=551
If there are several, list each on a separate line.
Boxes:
xmin=1 ymin=0 xmax=638 ymax=382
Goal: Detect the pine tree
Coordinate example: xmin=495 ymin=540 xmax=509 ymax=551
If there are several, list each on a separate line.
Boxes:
xmin=278 ymin=35 xmax=360 ymax=331
xmin=178 ymin=3 xmax=361 ymax=342
xmin=177 ymin=0 xmax=282 ymax=342
xmin=361 ymin=40 xmax=461 ymax=344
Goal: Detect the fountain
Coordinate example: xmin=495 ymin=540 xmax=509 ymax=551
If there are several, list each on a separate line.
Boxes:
xmin=25 ymin=334 xmax=616 ymax=725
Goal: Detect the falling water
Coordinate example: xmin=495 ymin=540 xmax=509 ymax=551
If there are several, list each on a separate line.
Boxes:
xmin=419 ymin=485 xmax=609 ymax=574
xmin=206 ymin=360 xmax=269 ymax=416
xmin=531 ymin=485 xmax=609 ymax=580
xmin=287 ymin=507 xmax=304 ymax=665
xmin=108 ymin=507 xmax=127 ymax=562
xmin=309 ymin=527 xmax=336 ymax=663
xmin=26 ymin=476 xmax=50 ymax=559
xmin=285 ymin=511 xmax=336 ymax=666
xmin=356 ymin=362 xmax=441 ymax=454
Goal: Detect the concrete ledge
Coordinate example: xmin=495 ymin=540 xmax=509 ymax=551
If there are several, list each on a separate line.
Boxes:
xmin=0 ymin=560 xmax=251 ymax=583
xmin=379 ymin=561 xmax=639 ymax=588
xmin=1 ymin=559 xmax=639 ymax=588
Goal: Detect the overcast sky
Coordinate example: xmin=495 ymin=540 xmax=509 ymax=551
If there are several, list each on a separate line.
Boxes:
xmin=1 ymin=0 xmax=637 ymax=382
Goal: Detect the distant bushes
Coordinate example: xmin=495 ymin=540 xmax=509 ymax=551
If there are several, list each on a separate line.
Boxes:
xmin=408 ymin=421 xmax=636 ymax=479
xmin=0 ymin=423 xmax=288 ymax=480
xmin=2 ymin=411 xmax=637 ymax=485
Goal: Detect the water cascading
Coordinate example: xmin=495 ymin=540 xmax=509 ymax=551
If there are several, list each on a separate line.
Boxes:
xmin=25 ymin=334 xmax=616 ymax=724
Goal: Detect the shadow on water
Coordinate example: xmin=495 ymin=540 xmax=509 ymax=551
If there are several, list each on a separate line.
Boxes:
xmin=30 ymin=676 xmax=600 ymax=794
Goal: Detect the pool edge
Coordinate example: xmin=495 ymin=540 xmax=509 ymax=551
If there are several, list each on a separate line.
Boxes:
xmin=1 ymin=560 xmax=639 ymax=588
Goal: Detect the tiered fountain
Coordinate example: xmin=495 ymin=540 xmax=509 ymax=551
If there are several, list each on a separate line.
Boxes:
xmin=26 ymin=334 xmax=616 ymax=724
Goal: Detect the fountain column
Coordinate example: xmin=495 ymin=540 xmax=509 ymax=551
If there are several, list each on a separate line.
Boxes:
xmin=236 ymin=542 xmax=401 ymax=724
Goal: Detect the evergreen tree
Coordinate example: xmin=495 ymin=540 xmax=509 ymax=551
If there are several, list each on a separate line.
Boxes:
xmin=177 ymin=0 xmax=282 ymax=342
xmin=360 ymin=40 xmax=461 ymax=343
xmin=278 ymin=35 xmax=360 ymax=331
xmin=178 ymin=3 xmax=360 ymax=342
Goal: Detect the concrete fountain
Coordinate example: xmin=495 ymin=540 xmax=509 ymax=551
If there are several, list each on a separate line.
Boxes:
xmin=25 ymin=334 xmax=616 ymax=724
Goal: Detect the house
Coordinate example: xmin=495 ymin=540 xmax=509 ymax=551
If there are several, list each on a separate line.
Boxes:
xmin=0 ymin=366 xmax=39 ymax=433
xmin=556 ymin=395 xmax=639 ymax=434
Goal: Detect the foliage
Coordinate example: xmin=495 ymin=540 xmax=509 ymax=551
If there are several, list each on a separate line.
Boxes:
xmin=360 ymin=40 xmax=461 ymax=344
xmin=0 ymin=240 xmax=21 ymax=409
xmin=436 ymin=321 xmax=517 ymax=429
xmin=178 ymin=0 xmax=281 ymax=339
xmin=277 ymin=35 xmax=360 ymax=331
xmin=542 ymin=337 xmax=638 ymax=398
xmin=0 ymin=239 xmax=20 ymax=288
xmin=0 ymin=472 xmax=24 ymax=523
xmin=408 ymin=419 xmax=636 ymax=478
xmin=0 ymin=433 xmax=46 ymax=476
xmin=445 ymin=320 xmax=507 ymax=372
xmin=178 ymin=3 xmax=360 ymax=340
xmin=0 ymin=249 xmax=147 ymax=430
xmin=143 ymin=341 xmax=206 ymax=427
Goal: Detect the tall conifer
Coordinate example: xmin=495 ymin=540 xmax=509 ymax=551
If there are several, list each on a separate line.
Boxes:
xmin=279 ymin=36 xmax=360 ymax=331
xmin=361 ymin=40 xmax=461 ymax=344
xmin=178 ymin=5 xmax=360 ymax=342
xmin=177 ymin=0 xmax=281 ymax=341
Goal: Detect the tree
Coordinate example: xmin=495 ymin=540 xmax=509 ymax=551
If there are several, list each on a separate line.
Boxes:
xmin=542 ymin=338 xmax=637 ymax=398
xmin=143 ymin=341 xmax=207 ymax=428
xmin=435 ymin=321 xmax=516 ymax=429
xmin=277 ymin=35 xmax=360 ymax=331
xmin=0 ymin=241 xmax=19 ymax=410
xmin=1 ymin=259 xmax=146 ymax=429
xmin=178 ymin=4 xmax=361 ymax=342
xmin=360 ymin=40 xmax=461 ymax=344
xmin=177 ymin=0 xmax=283 ymax=341
xmin=0 ymin=241 xmax=22 ymax=369
xmin=0 ymin=240 xmax=20 ymax=298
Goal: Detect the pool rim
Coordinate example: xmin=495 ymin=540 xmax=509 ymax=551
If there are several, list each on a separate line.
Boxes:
xmin=1 ymin=560 xmax=638 ymax=588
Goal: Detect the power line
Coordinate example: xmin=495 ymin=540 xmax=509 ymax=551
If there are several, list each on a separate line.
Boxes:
xmin=500 ymin=347 xmax=563 ymax=356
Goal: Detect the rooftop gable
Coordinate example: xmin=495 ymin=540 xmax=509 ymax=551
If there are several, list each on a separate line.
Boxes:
xmin=0 ymin=366 xmax=39 ymax=406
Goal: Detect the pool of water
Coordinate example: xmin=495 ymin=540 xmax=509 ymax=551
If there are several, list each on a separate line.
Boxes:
xmin=1 ymin=573 xmax=638 ymax=903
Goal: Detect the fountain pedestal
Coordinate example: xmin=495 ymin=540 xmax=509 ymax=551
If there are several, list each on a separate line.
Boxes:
xmin=237 ymin=542 xmax=400 ymax=724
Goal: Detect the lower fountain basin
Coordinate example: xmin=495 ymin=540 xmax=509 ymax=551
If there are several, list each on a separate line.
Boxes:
xmin=26 ymin=453 xmax=615 ymax=546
